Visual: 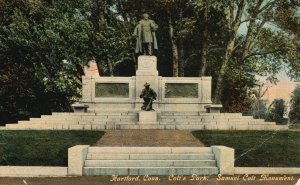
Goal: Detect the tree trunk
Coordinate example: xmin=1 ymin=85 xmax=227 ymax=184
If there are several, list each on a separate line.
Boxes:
xmin=213 ymin=33 xmax=236 ymax=103
xmin=178 ymin=38 xmax=185 ymax=77
xmin=107 ymin=58 xmax=114 ymax=76
xmin=169 ymin=17 xmax=179 ymax=77
xmin=178 ymin=8 xmax=184 ymax=77
xmin=213 ymin=0 xmax=245 ymax=104
xmin=200 ymin=0 xmax=209 ymax=76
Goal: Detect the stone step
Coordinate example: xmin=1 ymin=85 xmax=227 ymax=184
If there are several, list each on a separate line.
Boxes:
xmin=160 ymin=112 xmax=242 ymax=116
xmin=85 ymin=160 xmax=216 ymax=167
xmin=23 ymin=119 xmax=138 ymax=125
xmin=159 ymin=118 xmax=259 ymax=122
xmin=83 ymin=166 xmax=219 ymax=175
xmin=37 ymin=115 xmax=137 ymax=120
xmin=80 ymin=122 xmax=137 ymax=125
xmin=41 ymin=115 xmax=138 ymax=119
xmin=39 ymin=117 xmax=137 ymax=122
xmin=19 ymin=120 xmax=79 ymax=124
xmin=159 ymin=122 xmax=205 ymax=125
xmin=119 ymin=124 xmax=164 ymax=130
xmin=158 ymin=121 xmax=273 ymax=125
xmin=86 ymin=153 xmax=215 ymax=160
xmin=5 ymin=123 xmax=63 ymax=130
xmin=52 ymin=112 xmax=137 ymax=116
xmin=158 ymin=115 xmax=253 ymax=119
xmin=174 ymin=125 xmax=205 ymax=130
xmin=159 ymin=112 xmax=201 ymax=116
xmin=4 ymin=122 xmax=287 ymax=130
xmin=88 ymin=147 xmax=212 ymax=154
xmin=23 ymin=120 xmax=137 ymax=126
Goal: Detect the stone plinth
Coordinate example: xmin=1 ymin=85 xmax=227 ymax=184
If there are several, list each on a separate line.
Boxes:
xmin=212 ymin=146 xmax=235 ymax=175
xmin=136 ymin=56 xmax=158 ymax=76
xmin=205 ymin=104 xmax=222 ymax=113
xmin=68 ymin=145 xmax=89 ymax=176
xmin=71 ymin=103 xmax=89 ymax=112
xmin=138 ymin=111 xmax=158 ymax=124
xmin=135 ymin=56 xmax=159 ymax=105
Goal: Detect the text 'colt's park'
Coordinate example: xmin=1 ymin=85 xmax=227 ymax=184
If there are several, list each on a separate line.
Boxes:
xmin=0 ymin=0 xmax=300 ymax=184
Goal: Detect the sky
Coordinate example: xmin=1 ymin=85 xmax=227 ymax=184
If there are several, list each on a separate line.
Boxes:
xmin=261 ymin=72 xmax=298 ymax=103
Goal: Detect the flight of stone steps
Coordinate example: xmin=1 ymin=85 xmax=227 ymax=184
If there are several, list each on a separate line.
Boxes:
xmin=0 ymin=111 xmax=288 ymax=130
xmin=2 ymin=112 xmax=138 ymax=130
xmin=158 ymin=112 xmax=288 ymax=130
xmin=83 ymin=147 xmax=219 ymax=175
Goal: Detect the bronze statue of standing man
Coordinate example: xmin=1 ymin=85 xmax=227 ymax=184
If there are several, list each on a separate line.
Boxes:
xmin=134 ymin=13 xmax=158 ymax=55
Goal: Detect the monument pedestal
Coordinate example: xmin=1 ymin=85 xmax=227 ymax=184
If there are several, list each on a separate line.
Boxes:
xmin=135 ymin=56 xmax=159 ymax=110
xmin=138 ymin=111 xmax=158 ymax=124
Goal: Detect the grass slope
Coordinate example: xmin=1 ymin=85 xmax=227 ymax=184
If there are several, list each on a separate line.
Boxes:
xmin=192 ymin=130 xmax=300 ymax=167
xmin=0 ymin=130 xmax=104 ymax=166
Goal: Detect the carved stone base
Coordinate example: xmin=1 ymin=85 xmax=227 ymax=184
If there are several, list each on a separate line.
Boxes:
xmin=205 ymin=104 xmax=223 ymax=113
xmin=138 ymin=111 xmax=158 ymax=124
xmin=136 ymin=56 xmax=158 ymax=76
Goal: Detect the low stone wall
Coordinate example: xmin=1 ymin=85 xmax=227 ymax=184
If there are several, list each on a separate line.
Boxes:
xmin=212 ymin=146 xmax=235 ymax=175
xmin=0 ymin=166 xmax=67 ymax=177
xmin=68 ymin=145 xmax=89 ymax=176
xmin=235 ymin=167 xmax=300 ymax=174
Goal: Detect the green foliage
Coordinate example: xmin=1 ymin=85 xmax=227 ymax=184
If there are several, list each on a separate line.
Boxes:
xmin=266 ymin=99 xmax=287 ymax=124
xmin=289 ymin=85 xmax=300 ymax=124
xmin=251 ymin=100 xmax=268 ymax=119
xmin=0 ymin=131 xmax=104 ymax=166
xmin=192 ymin=130 xmax=300 ymax=167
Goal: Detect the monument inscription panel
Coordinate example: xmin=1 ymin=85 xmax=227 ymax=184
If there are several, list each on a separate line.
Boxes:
xmin=165 ymin=83 xmax=198 ymax=98
xmin=95 ymin=83 xmax=129 ymax=98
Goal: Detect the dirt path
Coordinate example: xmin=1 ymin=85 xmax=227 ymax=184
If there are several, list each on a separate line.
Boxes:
xmin=1 ymin=175 xmax=299 ymax=185
xmin=94 ymin=130 xmax=204 ymax=147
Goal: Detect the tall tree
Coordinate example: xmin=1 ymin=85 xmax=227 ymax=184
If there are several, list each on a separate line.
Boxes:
xmin=289 ymin=85 xmax=300 ymax=124
xmin=213 ymin=0 xmax=300 ymax=103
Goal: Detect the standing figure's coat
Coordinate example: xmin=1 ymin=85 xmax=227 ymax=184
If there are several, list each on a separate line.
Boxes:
xmin=134 ymin=16 xmax=158 ymax=55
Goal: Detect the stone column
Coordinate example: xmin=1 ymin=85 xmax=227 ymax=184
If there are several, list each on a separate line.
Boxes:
xmin=81 ymin=76 xmax=93 ymax=102
xmin=68 ymin=145 xmax=89 ymax=176
xmin=201 ymin=77 xmax=212 ymax=104
xmin=212 ymin=146 xmax=235 ymax=175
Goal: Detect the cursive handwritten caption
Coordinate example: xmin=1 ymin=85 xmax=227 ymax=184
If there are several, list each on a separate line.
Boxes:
xmin=110 ymin=174 xmax=296 ymax=182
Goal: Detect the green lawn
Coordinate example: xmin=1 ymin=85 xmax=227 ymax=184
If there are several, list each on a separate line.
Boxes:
xmin=192 ymin=130 xmax=300 ymax=167
xmin=0 ymin=130 xmax=104 ymax=166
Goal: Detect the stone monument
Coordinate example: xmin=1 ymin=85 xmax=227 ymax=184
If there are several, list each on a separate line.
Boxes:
xmin=134 ymin=13 xmax=158 ymax=55
xmin=80 ymin=55 xmax=212 ymax=112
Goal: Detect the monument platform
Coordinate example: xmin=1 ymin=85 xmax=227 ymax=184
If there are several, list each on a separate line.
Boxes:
xmin=1 ymin=111 xmax=288 ymax=130
xmin=0 ymin=56 xmax=289 ymax=131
